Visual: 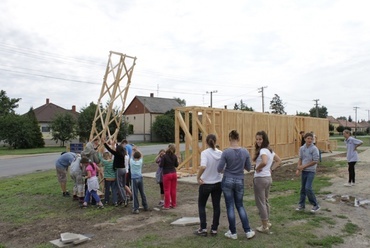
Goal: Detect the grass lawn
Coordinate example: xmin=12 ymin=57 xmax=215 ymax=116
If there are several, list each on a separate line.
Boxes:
xmin=0 ymin=154 xmax=359 ymax=248
xmin=0 ymin=146 xmax=66 ymax=156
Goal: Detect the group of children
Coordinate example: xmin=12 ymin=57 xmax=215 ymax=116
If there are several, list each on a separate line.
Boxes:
xmin=63 ymin=138 xmax=149 ymax=214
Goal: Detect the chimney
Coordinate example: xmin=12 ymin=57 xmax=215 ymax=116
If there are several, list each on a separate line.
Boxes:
xmin=46 ymin=98 xmax=49 ymax=104
xmin=72 ymin=105 xmax=76 ymax=112
xmin=150 ymin=93 xmax=154 ymax=97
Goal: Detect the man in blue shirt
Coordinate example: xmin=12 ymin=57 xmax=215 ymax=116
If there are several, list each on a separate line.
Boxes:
xmin=55 ymin=152 xmax=77 ymax=197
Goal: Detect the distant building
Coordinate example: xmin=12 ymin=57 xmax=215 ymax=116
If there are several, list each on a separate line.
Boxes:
xmin=33 ymin=98 xmax=79 ymax=146
xmin=327 ymin=115 xmax=370 ymax=134
xmin=123 ymin=93 xmax=182 ymax=142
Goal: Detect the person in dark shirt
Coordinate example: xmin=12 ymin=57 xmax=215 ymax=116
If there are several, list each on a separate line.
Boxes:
xmin=159 ymin=144 xmax=179 ymax=210
xmin=103 ymin=139 xmax=129 ymax=206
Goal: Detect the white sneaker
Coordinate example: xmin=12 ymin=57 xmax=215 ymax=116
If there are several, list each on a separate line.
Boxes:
xmin=246 ymin=230 xmax=255 ymax=239
xmin=224 ymin=230 xmax=237 ymax=240
xmin=343 ymin=183 xmax=352 ymax=187
xmin=351 ymin=183 xmax=355 ymax=186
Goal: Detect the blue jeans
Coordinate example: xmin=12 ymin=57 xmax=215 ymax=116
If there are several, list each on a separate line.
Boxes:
xmin=104 ymin=179 xmax=117 ymax=204
xmin=299 ymin=171 xmax=318 ymax=207
xmin=84 ymin=189 xmax=100 ymax=204
xmin=198 ymin=182 xmax=222 ymax=230
xmin=222 ymin=177 xmax=251 ymax=234
xmin=131 ymin=177 xmax=148 ymax=211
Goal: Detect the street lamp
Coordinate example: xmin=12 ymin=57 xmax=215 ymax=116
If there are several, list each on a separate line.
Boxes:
xmin=206 ymin=90 xmax=218 ymax=107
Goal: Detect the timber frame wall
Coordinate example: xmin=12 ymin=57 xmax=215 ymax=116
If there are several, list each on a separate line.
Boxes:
xmin=175 ymin=107 xmax=335 ymax=174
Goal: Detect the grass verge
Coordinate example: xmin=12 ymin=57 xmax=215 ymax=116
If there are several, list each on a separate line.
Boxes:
xmin=0 ymin=156 xmax=363 ymax=248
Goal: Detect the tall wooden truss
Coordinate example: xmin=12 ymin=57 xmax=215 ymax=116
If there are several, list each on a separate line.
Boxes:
xmin=89 ymin=51 xmax=137 ymax=142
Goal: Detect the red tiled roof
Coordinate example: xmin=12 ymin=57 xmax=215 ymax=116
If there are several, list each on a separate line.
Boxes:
xmin=33 ymin=102 xmax=79 ymax=123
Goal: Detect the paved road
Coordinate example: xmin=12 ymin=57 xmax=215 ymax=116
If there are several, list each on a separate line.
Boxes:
xmin=0 ymin=144 xmax=185 ymax=178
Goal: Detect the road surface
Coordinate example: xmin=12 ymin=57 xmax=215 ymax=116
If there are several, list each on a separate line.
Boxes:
xmin=0 ymin=144 xmax=185 ymax=178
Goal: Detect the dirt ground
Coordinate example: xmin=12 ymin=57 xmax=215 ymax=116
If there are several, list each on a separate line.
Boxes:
xmin=1 ymin=148 xmax=370 ymax=247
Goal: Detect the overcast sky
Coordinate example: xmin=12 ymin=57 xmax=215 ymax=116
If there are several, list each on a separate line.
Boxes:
xmin=1 ymin=0 xmax=369 ymax=121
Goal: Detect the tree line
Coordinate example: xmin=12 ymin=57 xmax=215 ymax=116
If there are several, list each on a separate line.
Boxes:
xmin=0 ymin=91 xmax=128 ymax=149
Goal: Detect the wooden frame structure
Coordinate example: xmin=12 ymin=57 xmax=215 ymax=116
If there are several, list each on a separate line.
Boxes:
xmin=175 ymin=107 xmax=335 ymax=174
xmin=89 ymin=51 xmax=137 ymax=142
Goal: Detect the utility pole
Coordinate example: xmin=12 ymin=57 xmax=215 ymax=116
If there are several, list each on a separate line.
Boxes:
xmin=206 ymin=90 xmax=217 ymax=107
xmin=143 ymin=98 xmax=146 ymax=142
xmin=354 ymin=106 xmax=359 ymax=137
xmin=366 ymin=109 xmax=370 ymax=122
xmin=258 ymin=86 xmax=268 ymax=112
xmin=313 ymin=99 xmax=320 ymax=117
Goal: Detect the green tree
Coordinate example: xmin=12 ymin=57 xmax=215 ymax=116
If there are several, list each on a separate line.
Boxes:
xmin=233 ymin=99 xmax=254 ymax=111
xmin=269 ymin=94 xmax=286 ymax=114
xmin=309 ymin=106 xmax=328 ymax=118
xmin=0 ymin=90 xmax=21 ymax=116
xmin=78 ymin=102 xmax=98 ymax=142
xmin=78 ymin=102 xmax=129 ymax=142
xmin=337 ymin=116 xmax=347 ymax=120
xmin=152 ymin=115 xmax=175 ymax=142
xmin=348 ymin=115 xmax=352 ymax=122
xmin=50 ymin=112 xmax=77 ymax=146
xmin=336 ymin=125 xmax=345 ymax=133
xmin=173 ymin=97 xmax=186 ymax=107
xmin=296 ymin=111 xmax=309 ymax=116
xmin=0 ymin=112 xmax=44 ymax=149
xmin=25 ymin=108 xmax=44 ymax=148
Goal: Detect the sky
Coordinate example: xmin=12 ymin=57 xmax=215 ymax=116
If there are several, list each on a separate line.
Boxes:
xmin=1 ymin=0 xmax=370 ymax=122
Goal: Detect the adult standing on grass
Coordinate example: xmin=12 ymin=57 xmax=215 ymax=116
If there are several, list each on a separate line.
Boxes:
xmin=296 ymin=132 xmax=320 ymax=212
xmin=194 ymin=134 xmax=223 ymax=237
xmin=253 ymin=131 xmax=281 ymax=234
xmin=343 ymin=129 xmax=363 ymax=187
xmin=103 ymin=139 xmax=129 ymax=207
xmin=159 ymin=144 xmax=179 ymax=210
xmin=55 ymin=152 xmax=77 ymax=197
xmin=217 ymin=130 xmax=255 ymax=240
xmin=81 ymin=138 xmax=100 ymax=164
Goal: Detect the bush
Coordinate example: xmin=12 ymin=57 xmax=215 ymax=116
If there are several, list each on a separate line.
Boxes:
xmin=353 ymin=131 xmax=365 ymax=136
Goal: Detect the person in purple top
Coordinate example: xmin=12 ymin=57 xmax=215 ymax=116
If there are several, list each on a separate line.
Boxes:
xmin=217 ymin=130 xmax=255 ymax=240
xmin=343 ymin=130 xmax=363 ymax=186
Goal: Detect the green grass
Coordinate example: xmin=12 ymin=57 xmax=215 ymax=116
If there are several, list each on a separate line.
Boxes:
xmin=0 ymin=146 xmax=66 ymax=156
xmin=0 ymin=157 xmax=363 ymax=247
xmin=330 ymin=135 xmax=370 ymax=147
xmin=306 ymin=235 xmax=344 ymax=247
xmin=343 ymin=222 xmax=360 ymax=235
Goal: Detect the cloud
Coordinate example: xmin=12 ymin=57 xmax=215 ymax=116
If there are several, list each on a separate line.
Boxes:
xmin=0 ymin=0 xmax=369 ymax=121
